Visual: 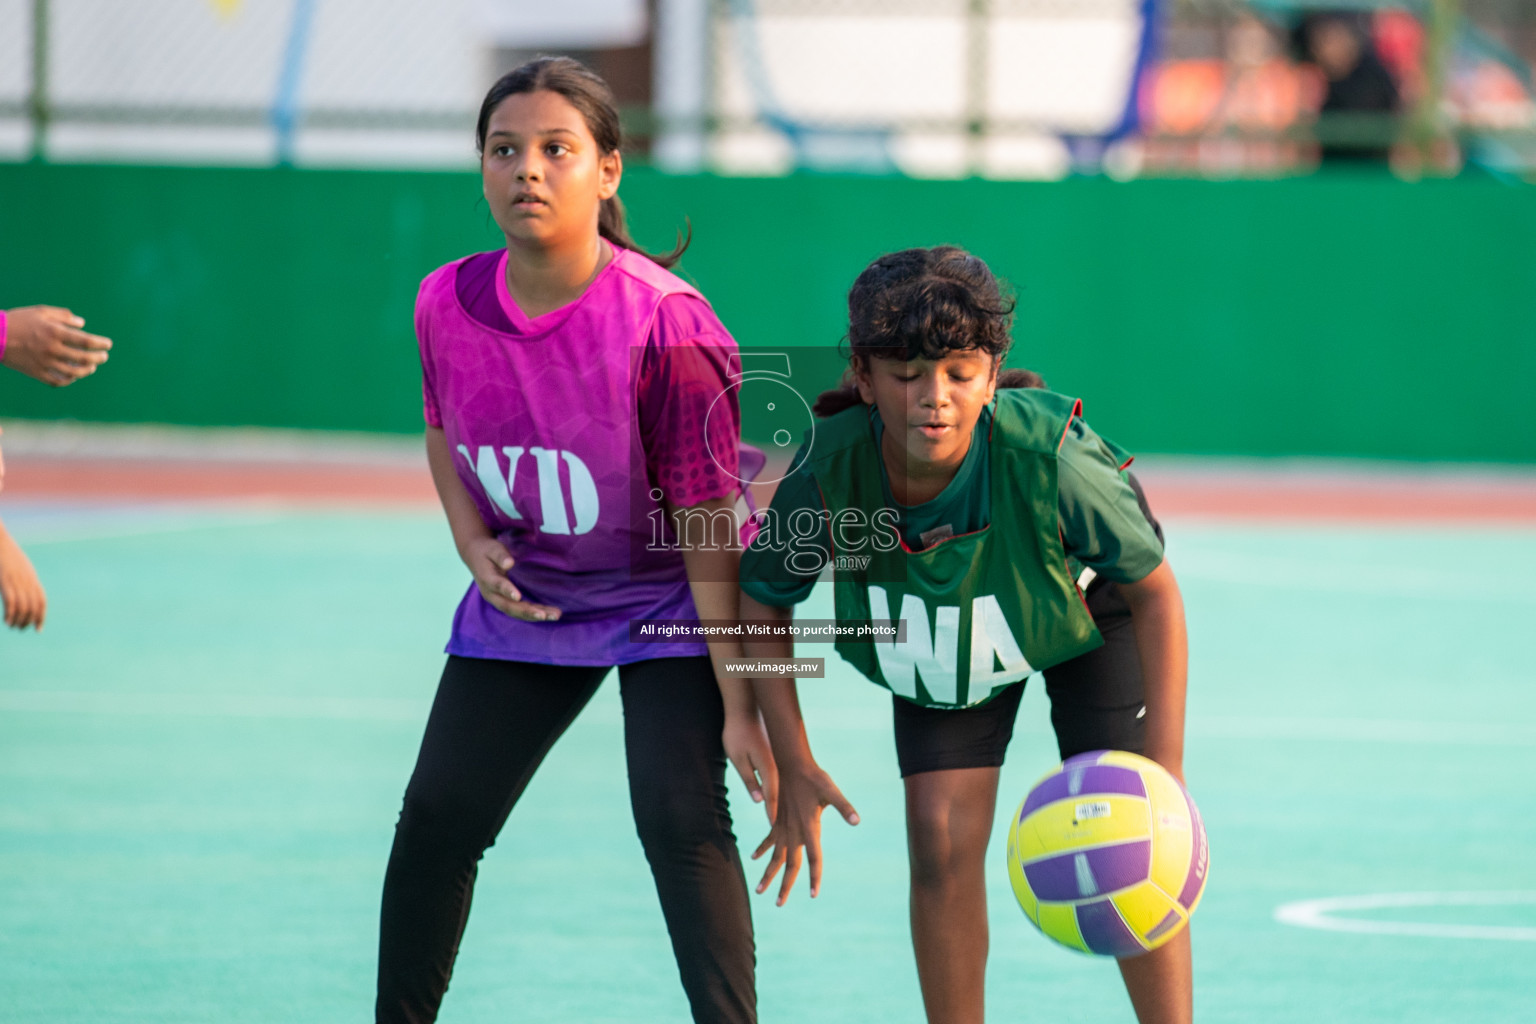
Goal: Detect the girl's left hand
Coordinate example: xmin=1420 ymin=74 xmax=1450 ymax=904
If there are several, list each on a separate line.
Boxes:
xmin=723 ymin=708 xmax=778 ymax=822
xmin=752 ymin=762 xmax=859 ymax=905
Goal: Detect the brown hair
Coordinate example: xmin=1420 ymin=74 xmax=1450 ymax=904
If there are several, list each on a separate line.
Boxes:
xmin=476 ymin=56 xmax=689 ymax=268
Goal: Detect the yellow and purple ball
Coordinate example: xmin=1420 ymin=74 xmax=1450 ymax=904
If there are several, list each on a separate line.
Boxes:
xmin=1005 ymin=749 xmax=1209 ymax=957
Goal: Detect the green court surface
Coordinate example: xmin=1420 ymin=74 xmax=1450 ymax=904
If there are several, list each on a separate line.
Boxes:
xmin=2 ymin=504 xmax=1534 ymax=1023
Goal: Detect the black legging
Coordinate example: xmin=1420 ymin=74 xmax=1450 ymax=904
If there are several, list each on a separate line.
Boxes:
xmin=377 ymin=655 xmax=756 ymax=1024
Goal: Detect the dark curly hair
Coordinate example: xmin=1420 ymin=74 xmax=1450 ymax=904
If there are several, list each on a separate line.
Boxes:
xmin=476 ymin=56 xmax=689 ymax=268
xmin=813 ymin=246 xmax=1029 ymax=417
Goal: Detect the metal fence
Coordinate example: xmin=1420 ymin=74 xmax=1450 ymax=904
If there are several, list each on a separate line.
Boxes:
xmin=656 ymin=0 xmax=1158 ymax=176
xmin=0 ymin=0 xmax=488 ymax=166
xmin=2 ymin=0 xmax=1533 ymax=176
xmin=678 ymin=0 xmax=1536 ymax=177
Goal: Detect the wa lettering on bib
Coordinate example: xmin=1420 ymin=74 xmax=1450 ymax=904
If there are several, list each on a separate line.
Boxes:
xmin=812 ymin=389 xmax=1104 ymax=709
xmin=867 ymin=587 xmax=1033 ymax=706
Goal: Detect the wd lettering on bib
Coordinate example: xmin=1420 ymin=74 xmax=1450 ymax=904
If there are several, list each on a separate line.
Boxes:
xmin=456 ymin=443 xmax=601 ymax=535
xmin=416 ymin=247 xmax=721 ymax=666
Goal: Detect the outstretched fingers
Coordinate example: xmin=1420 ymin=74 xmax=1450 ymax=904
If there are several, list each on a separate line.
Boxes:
xmin=828 ymin=785 xmax=861 ymax=826
xmin=753 ymin=831 xmax=787 ymax=895
xmin=806 ymin=826 xmax=824 ymax=898
xmin=776 ymin=844 xmax=803 ymax=907
xmin=760 ymin=752 xmax=780 ymax=824
xmin=752 ymin=826 xmax=809 ymax=905
xmin=729 ymin=752 xmax=762 ymax=805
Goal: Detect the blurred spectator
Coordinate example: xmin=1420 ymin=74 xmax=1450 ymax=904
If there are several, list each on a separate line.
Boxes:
xmin=1372 ymin=10 xmax=1426 ymax=105
xmin=1219 ymin=14 xmax=1313 ymax=172
xmin=1298 ymin=12 xmax=1402 ymax=164
xmin=1452 ymin=59 xmax=1535 ymax=131
xmin=1140 ymin=13 xmax=1316 ymax=176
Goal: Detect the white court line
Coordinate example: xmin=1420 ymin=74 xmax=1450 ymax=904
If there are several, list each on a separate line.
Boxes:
xmin=1275 ymin=892 xmax=1536 ymax=941
xmin=0 ymin=419 xmax=422 ymax=465
xmin=0 ymin=690 xmax=428 ymax=721
xmin=14 ymin=511 xmax=288 ymax=546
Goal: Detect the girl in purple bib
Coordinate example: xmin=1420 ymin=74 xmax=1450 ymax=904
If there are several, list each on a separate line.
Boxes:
xmin=377 ymin=58 xmax=770 ymax=1024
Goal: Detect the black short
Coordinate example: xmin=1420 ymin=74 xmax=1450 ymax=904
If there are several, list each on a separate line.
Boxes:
xmin=892 ymin=474 xmax=1161 ymax=778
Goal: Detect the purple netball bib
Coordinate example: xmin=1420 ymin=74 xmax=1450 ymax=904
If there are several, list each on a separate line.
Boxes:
xmin=416 ymin=248 xmax=736 ymax=665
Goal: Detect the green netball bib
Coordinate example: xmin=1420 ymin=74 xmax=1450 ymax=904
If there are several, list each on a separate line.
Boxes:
xmin=811 ymin=389 xmax=1102 ymax=709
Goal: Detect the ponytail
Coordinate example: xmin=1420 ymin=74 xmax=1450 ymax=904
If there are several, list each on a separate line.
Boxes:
xmin=996 ymin=368 xmax=1046 ymax=390
xmin=598 ymin=194 xmax=691 ymax=270
xmin=812 ymin=371 xmax=863 ymax=418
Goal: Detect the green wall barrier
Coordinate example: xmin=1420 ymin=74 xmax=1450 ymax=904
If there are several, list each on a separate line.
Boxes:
xmin=3 ymin=163 xmax=1533 ymax=461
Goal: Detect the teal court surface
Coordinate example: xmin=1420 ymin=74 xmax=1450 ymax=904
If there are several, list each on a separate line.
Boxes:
xmin=2 ymin=495 xmax=1534 ymax=1023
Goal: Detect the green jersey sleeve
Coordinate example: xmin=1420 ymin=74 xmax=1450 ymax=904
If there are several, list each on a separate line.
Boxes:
xmin=739 ymin=405 xmax=1165 ymax=607
xmin=739 ymin=440 xmax=830 ymax=608
xmin=1056 ymin=417 xmax=1164 ymax=583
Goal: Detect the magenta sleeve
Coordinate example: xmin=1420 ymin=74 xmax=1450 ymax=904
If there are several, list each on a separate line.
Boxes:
xmin=415 ymin=284 xmax=443 ymax=429
xmin=422 ymin=379 xmax=443 ymax=429
xmin=0 ymin=308 xmax=8 ymax=361
xmin=637 ymin=294 xmax=741 ymax=508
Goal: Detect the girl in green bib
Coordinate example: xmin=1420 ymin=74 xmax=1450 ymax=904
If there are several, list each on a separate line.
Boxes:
xmin=739 ymin=246 xmax=1191 ymax=1024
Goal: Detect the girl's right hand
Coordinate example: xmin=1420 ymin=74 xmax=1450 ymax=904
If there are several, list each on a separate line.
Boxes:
xmin=752 ymin=761 xmax=859 ymax=906
xmin=1 ymin=306 xmax=112 ymax=387
xmin=463 ymin=537 xmax=562 ymax=623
